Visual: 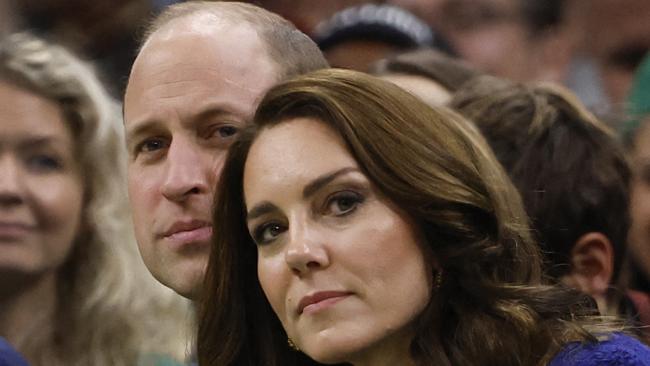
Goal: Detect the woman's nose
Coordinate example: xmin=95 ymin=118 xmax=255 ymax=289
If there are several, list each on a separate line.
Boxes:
xmin=284 ymin=221 xmax=330 ymax=276
xmin=0 ymin=155 xmax=24 ymax=207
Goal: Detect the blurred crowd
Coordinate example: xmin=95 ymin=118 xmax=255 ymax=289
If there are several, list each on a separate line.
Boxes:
xmin=2 ymin=0 xmax=648 ymax=114
xmin=2 ymin=0 xmax=650 ymax=365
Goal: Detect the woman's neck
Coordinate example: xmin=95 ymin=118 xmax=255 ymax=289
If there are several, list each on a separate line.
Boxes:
xmin=0 ymin=272 xmax=58 ymax=357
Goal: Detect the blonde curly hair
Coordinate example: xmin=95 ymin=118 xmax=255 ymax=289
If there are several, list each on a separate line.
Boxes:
xmin=0 ymin=32 xmax=192 ymax=365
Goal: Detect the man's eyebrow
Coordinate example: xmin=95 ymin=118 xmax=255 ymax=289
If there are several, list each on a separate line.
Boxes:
xmin=125 ymin=119 xmax=161 ymax=145
xmin=247 ymin=202 xmax=280 ymax=222
xmin=126 ymin=103 xmax=247 ymax=141
xmin=189 ymin=102 xmax=250 ymax=125
xmin=302 ymin=167 xmax=360 ymax=199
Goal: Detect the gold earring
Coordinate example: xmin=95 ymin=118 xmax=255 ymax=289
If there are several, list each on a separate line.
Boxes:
xmin=287 ymin=338 xmax=300 ymax=351
xmin=434 ymin=269 xmax=443 ymax=290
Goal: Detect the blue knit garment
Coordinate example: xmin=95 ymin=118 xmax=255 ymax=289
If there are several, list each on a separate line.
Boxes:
xmin=550 ymin=333 xmax=650 ymax=366
xmin=0 ymin=338 xmax=29 ymax=366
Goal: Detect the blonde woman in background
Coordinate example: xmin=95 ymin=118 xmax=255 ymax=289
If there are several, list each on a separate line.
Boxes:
xmin=0 ymin=32 xmax=191 ymax=366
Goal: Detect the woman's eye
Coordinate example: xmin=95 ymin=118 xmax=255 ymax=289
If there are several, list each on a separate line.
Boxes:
xmin=254 ymin=222 xmax=287 ymax=245
xmin=27 ymin=154 xmax=63 ymax=172
xmin=326 ymin=191 xmax=364 ymax=216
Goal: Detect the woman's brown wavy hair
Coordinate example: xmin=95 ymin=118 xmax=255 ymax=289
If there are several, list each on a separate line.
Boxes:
xmin=198 ymin=69 xmax=608 ymax=366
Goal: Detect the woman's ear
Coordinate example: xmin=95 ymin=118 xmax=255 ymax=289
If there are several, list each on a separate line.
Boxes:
xmin=561 ymin=232 xmax=614 ymax=313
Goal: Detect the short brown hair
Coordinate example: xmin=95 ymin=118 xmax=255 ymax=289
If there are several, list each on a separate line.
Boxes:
xmin=451 ymin=76 xmax=631 ymax=284
xmin=141 ymin=1 xmax=328 ymax=79
xmin=372 ymin=48 xmax=481 ymax=92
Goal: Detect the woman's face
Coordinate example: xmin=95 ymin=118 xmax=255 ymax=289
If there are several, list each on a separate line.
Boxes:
xmin=0 ymin=81 xmax=83 ymax=284
xmin=244 ymin=117 xmax=431 ymax=365
xmin=629 ymin=120 xmax=650 ymax=281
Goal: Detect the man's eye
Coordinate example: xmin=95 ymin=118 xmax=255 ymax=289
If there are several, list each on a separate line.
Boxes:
xmin=608 ymin=45 xmax=648 ymax=71
xmin=214 ymin=125 xmax=239 ymax=139
xmin=137 ymin=138 xmax=168 ymax=153
xmin=326 ymin=191 xmax=364 ymax=216
xmin=253 ymin=222 xmax=286 ymax=245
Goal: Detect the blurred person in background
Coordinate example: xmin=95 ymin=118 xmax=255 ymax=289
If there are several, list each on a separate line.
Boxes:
xmin=312 ymin=4 xmax=452 ymax=71
xmin=12 ymin=0 xmax=179 ymax=97
xmin=0 ymin=0 xmax=17 ymax=38
xmin=123 ymin=1 xmax=328 ymax=301
xmin=0 ymin=32 xmax=190 ymax=366
xmin=452 ymin=77 xmax=632 ymax=320
xmin=363 ymin=0 xmax=647 ymax=116
xmin=435 ymin=0 xmax=571 ymax=84
xmin=250 ymin=0 xmax=370 ymax=36
xmin=387 ymin=0 xmax=446 ymax=28
xmin=562 ymin=0 xmax=650 ymax=114
xmin=622 ymin=54 xmax=650 ymax=340
xmin=372 ymin=48 xmax=481 ymax=105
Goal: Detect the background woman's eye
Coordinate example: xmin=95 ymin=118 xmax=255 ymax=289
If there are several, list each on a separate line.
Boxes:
xmin=255 ymin=222 xmax=286 ymax=244
xmin=328 ymin=191 xmax=364 ymax=216
xmin=27 ymin=154 xmax=63 ymax=172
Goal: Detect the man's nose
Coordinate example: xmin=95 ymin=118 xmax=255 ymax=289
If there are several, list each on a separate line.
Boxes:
xmin=160 ymin=139 xmax=211 ymax=202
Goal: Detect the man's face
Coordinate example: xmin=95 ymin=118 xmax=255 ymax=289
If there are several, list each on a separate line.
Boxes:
xmin=577 ymin=0 xmax=650 ymax=104
xmin=123 ymin=16 xmax=278 ymax=299
xmin=437 ymin=0 xmax=549 ymax=82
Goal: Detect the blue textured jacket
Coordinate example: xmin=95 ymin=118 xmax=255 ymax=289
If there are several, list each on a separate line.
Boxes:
xmin=550 ymin=333 xmax=650 ymax=366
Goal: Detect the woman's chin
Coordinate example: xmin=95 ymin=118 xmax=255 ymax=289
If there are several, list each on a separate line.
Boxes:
xmin=300 ymin=337 xmax=367 ymax=365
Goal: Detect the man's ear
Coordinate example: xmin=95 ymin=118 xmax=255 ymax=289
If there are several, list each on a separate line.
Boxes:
xmin=562 ymin=232 xmax=614 ymax=310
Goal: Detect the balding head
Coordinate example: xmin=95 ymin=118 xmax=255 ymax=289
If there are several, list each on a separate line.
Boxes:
xmin=140 ymin=1 xmax=327 ymax=80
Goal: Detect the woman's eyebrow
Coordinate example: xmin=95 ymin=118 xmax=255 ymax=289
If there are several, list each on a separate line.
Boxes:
xmin=302 ymin=167 xmax=360 ymax=199
xmin=16 ymin=136 xmax=64 ymax=151
xmin=247 ymin=201 xmax=280 ymax=222
xmin=246 ymin=167 xmax=360 ymax=222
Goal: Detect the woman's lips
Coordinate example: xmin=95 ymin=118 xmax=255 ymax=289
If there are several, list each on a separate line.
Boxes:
xmin=0 ymin=222 xmax=33 ymax=241
xmin=298 ymin=291 xmax=351 ymax=315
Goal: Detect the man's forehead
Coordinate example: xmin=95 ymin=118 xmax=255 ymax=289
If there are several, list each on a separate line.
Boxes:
xmin=136 ymin=14 xmax=269 ymax=70
xmin=127 ymin=14 xmax=274 ymax=88
xmin=147 ymin=12 xmax=235 ymax=45
xmin=124 ymin=14 xmax=280 ymax=122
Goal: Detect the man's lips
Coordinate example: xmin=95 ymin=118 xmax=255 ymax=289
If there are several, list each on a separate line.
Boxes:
xmin=160 ymin=220 xmax=212 ymax=246
xmin=298 ymin=291 xmax=351 ymax=315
